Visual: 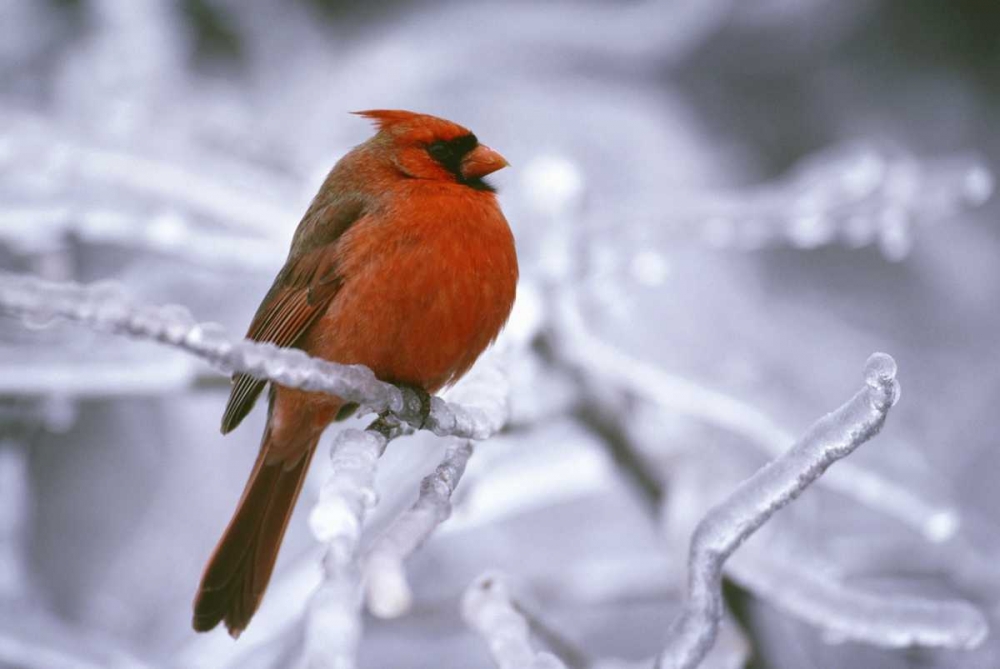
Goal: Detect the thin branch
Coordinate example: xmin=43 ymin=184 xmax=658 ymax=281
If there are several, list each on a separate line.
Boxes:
xmin=598 ymin=143 xmax=994 ymax=259
xmin=726 ymin=547 xmax=988 ymax=650
xmin=0 ymin=272 xmax=506 ymax=440
xmin=0 ymin=206 xmax=281 ymax=271
xmin=655 ymin=353 xmax=910 ymax=669
xmin=295 ymin=423 xmax=398 ymax=669
xmin=0 ymin=110 xmax=300 ymax=239
xmin=364 ymin=439 xmax=474 ymax=619
xmin=462 ymin=573 xmax=569 ymax=669
xmin=551 ymin=297 xmax=960 ymax=544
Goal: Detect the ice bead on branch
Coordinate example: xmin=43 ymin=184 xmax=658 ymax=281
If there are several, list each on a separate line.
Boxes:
xmin=656 ymin=353 xmax=914 ymax=669
xmin=462 ymin=573 xmax=568 ymax=669
xmin=364 ymin=439 xmax=474 ymax=618
xmin=0 ymin=272 xmax=504 ymax=439
xmin=298 ymin=428 xmax=387 ymax=669
xmin=727 ymin=547 xmax=988 ymax=650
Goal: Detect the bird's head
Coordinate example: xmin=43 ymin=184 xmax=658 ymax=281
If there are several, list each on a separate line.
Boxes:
xmin=354 ymin=109 xmax=508 ymax=192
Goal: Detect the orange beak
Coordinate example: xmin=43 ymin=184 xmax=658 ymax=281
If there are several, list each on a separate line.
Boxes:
xmin=460 ymin=144 xmax=509 ymax=180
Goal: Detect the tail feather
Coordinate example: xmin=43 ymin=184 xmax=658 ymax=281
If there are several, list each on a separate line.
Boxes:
xmin=193 ymin=435 xmax=318 ymax=637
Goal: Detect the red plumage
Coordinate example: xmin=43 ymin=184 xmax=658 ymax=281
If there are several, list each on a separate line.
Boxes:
xmin=193 ymin=111 xmax=517 ymax=636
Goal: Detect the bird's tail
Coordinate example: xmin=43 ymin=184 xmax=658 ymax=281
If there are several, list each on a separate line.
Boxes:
xmin=192 ymin=425 xmax=318 ymax=637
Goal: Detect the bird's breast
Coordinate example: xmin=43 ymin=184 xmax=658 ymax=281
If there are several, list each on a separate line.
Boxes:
xmin=305 ymin=187 xmax=518 ymax=392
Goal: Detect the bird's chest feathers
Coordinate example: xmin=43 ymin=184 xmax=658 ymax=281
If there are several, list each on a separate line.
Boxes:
xmin=317 ymin=194 xmax=516 ymax=388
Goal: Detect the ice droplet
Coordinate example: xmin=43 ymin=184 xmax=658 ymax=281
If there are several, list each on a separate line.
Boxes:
xmin=864 ymin=352 xmax=897 ymax=384
xmin=864 ymin=353 xmax=901 ymax=407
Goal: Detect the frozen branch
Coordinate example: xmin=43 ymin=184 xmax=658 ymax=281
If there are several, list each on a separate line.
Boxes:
xmin=372 ymin=0 xmax=733 ymax=66
xmin=364 ymin=439 xmax=474 ymax=618
xmin=462 ymin=573 xmax=568 ymax=669
xmin=296 ymin=427 xmax=391 ymax=669
xmin=727 ymin=547 xmax=988 ymax=650
xmin=609 ymin=144 xmax=994 ymax=260
xmin=655 ymin=353 xmax=906 ymax=669
xmin=551 ymin=297 xmax=960 ymax=543
xmin=0 ymin=109 xmax=300 ymax=239
xmin=0 ymin=206 xmax=281 ymax=270
xmin=0 ymin=272 xmax=506 ymax=439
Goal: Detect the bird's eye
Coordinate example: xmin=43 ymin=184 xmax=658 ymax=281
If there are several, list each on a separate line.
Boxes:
xmin=427 ymin=141 xmax=454 ymax=163
xmin=427 ymin=135 xmax=479 ymax=176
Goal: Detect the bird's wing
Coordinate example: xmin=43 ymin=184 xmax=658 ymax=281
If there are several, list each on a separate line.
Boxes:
xmin=220 ymin=200 xmax=366 ymax=434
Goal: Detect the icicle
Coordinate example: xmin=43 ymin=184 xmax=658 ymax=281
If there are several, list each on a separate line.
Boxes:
xmin=297 ymin=428 xmax=386 ymax=669
xmin=364 ymin=440 xmax=474 ymax=618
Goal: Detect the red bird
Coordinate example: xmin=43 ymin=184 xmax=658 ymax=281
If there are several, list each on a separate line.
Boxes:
xmin=193 ymin=110 xmax=518 ymax=637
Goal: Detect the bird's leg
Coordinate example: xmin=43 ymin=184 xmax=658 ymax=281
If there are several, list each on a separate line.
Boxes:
xmin=364 ymin=384 xmax=430 ymax=438
xmin=366 ymin=411 xmax=401 ymax=440
xmin=398 ymin=383 xmax=432 ymax=429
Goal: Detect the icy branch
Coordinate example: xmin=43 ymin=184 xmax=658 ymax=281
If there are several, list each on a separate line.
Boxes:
xmin=727 ymin=548 xmax=987 ymax=650
xmin=364 ymin=439 xmax=474 ymax=618
xmin=0 ymin=206 xmax=281 ymax=270
xmin=619 ymin=144 xmax=995 ymax=259
xmin=551 ymin=297 xmax=959 ymax=543
xmin=0 ymin=272 xmax=506 ymax=439
xmin=462 ymin=573 xmax=568 ymax=669
xmin=656 ymin=353 xmax=905 ymax=669
xmin=0 ymin=109 xmax=300 ymax=239
xmin=296 ymin=428 xmax=388 ymax=669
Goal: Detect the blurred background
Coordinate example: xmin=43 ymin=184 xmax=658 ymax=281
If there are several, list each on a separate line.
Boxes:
xmin=1 ymin=1 xmax=999 ymax=668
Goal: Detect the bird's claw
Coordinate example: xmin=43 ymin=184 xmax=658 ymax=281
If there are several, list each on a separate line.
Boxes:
xmin=400 ymin=384 xmax=432 ymax=430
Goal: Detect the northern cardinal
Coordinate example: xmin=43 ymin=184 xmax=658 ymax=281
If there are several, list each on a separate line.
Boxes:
xmin=193 ymin=110 xmax=518 ymax=637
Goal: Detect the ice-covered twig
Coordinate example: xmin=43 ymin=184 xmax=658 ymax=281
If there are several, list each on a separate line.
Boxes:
xmin=364 ymin=439 xmax=474 ymax=618
xmin=296 ymin=427 xmax=389 ymax=669
xmin=0 ymin=109 xmax=300 ymax=239
xmin=610 ymin=143 xmax=994 ymax=260
xmin=551 ymin=297 xmax=960 ymax=543
xmin=358 ymin=0 xmax=733 ymax=67
xmin=726 ymin=547 xmax=987 ymax=650
xmin=0 ymin=272 xmax=505 ymax=439
xmin=656 ymin=353 xmax=905 ymax=669
xmin=0 ymin=206 xmax=281 ymax=270
xmin=597 ymin=615 xmax=748 ymax=669
xmin=462 ymin=573 xmax=569 ymax=669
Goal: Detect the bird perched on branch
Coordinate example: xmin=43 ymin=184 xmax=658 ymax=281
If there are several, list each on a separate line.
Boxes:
xmin=193 ymin=110 xmax=518 ymax=637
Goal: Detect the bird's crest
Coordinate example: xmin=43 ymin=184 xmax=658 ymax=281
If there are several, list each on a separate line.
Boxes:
xmin=352 ymin=109 xmax=423 ymax=131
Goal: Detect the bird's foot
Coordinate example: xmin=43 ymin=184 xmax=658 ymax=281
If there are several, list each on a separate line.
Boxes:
xmin=367 ymin=410 xmax=400 ymax=439
xmin=399 ymin=384 xmax=432 ymax=430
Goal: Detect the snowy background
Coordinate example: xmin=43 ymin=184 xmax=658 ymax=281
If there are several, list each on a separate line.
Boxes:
xmin=1 ymin=1 xmax=999 ymax=668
